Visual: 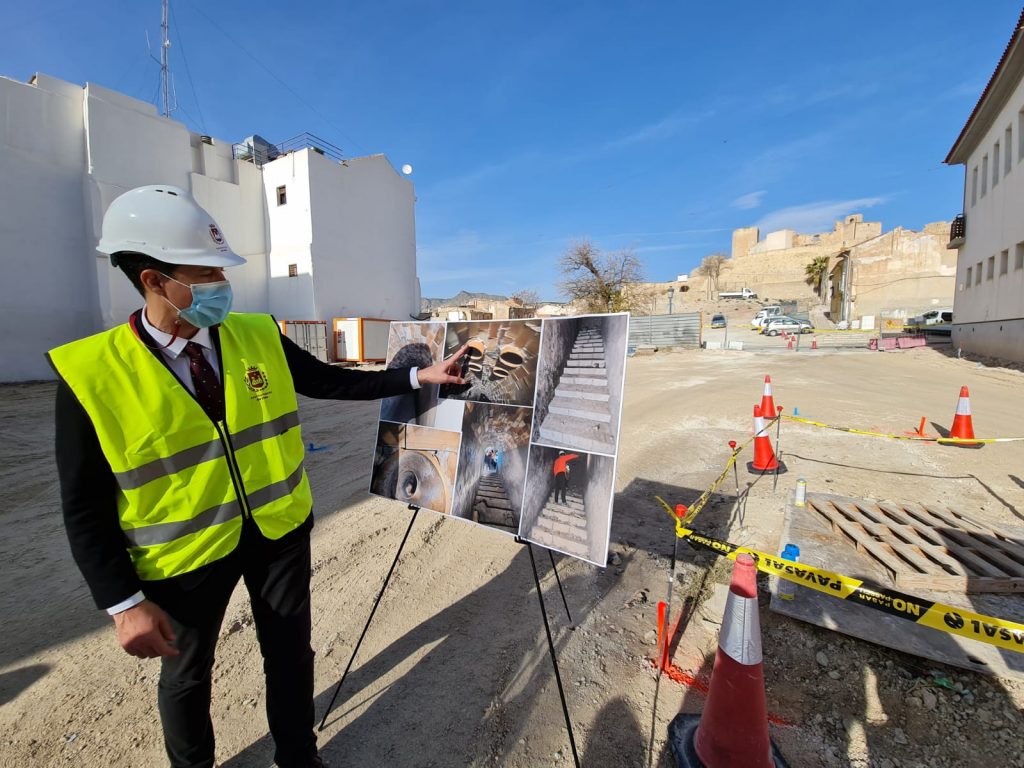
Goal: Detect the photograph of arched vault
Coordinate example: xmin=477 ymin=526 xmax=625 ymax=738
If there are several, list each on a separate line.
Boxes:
xmin=439 ymin=319 xmax=541 ymax=406
xmin=518 ymin=445 xmax=616 ymax=566
xmin=531 ymin=314 xmax=629 ymax=456
xmin=379 ymin=321 xmax=465 ymax=429
xmin=449 ymin=402 xmax=533 ymax=535
xmin=369 ymin=421 xmax=461 ymax=515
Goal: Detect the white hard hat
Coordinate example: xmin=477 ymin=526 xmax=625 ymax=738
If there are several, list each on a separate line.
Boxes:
xmin=97 ymin=185 xmax=246 ymax=267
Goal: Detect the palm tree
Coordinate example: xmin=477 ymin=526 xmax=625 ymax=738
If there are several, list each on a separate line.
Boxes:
xmin=804 ymin=255 xmax=830 ymax=302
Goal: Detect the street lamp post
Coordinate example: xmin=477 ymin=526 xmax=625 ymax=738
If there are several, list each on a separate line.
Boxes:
xmin=667 ymin=286 xmax=675 ymax=315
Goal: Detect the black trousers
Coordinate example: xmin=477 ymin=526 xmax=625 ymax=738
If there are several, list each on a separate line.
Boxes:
xmin=143 ymin=515 xmax=316 ymax=768
xmin=555 ymin=472 xmax=568 ymax=504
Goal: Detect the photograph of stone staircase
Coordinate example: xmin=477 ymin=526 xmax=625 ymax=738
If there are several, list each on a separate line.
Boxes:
xmin=472 ymin=470 xmax=517 ymax=530
xmin=525 ymin=488 xmax=591 ymax=560
xmin=536 ymin=323 xmax=617 ymax=455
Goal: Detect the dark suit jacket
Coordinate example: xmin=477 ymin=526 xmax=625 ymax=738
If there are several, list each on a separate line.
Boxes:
xmin=55 ymin=310 xmax=414 ymax=609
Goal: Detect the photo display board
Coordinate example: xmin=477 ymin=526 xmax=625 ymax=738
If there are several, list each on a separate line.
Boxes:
xmin=370 ymin=314 xmax=629 ymax=567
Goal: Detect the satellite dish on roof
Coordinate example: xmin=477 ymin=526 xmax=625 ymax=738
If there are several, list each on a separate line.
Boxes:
xmin=401 ymin=164 xmax=413 ymax=175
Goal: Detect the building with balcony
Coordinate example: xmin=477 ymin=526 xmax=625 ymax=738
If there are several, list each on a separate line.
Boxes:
xmin=0 ymin=72 xmax=419 ymax=380
xmin=944 ymin=8 xmax=1024 ymax=362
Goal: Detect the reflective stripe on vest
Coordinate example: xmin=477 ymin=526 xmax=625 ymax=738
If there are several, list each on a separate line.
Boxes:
xmin=49 ymin=312 xmax=312 ymax=580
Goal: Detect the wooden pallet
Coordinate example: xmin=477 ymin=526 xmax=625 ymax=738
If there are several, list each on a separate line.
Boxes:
xmin=806 ymin=493 xmax=1024 ymax=594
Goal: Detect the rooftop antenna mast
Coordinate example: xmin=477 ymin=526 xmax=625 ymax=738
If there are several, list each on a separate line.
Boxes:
xmin=159 ymin=0 xmax=173 ymax=117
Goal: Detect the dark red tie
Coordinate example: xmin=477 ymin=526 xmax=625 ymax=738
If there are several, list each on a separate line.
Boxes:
xmin=183 ymin=342 xmax=225 ymax=422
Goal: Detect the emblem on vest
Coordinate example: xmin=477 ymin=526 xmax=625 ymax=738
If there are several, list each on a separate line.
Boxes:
xmin=245 ymin=365 xmax=271 ymax=400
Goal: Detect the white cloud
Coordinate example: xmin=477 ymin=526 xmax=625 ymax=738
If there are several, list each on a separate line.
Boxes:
xmin=731 ymin=190 xmax=766 ymax=210
xmin=755 ymin=197 xmax=886 ymax=234
xmin=602 ymin=109 xmax=714 ymax=152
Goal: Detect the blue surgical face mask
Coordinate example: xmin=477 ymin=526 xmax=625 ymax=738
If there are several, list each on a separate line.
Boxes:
xmin=161 ymin=274 xmax=233 ymax=328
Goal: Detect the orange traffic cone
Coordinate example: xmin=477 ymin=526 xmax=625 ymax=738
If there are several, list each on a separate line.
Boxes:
xmin=811 ymin=337 xmax=818 ymax=350
xmin=748 ymin=405 xmax=782 ymax=473
xmin=948 ymin=386 xmax=980 ymax=447
xmin=668 ymin=554 xmax=788 ymax=767
xmin=759 ymin=376 xmax=776 ymax=417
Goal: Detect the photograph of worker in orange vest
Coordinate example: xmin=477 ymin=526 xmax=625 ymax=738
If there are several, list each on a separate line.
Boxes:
xmin=552 ymin=450 xmax=579 ymax=504
xmin=518 ymin=444 xmax=616 ymax=566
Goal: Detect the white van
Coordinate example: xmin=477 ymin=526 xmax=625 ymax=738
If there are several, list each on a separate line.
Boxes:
xmin=751 ymin=306 xmax=782 ymax=329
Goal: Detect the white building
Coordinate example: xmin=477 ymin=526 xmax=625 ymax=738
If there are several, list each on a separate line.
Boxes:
xmin=945 ymin=9 xmax=1024 ymax=362
xmin=0 ymin=72 xmax=419 ymax=381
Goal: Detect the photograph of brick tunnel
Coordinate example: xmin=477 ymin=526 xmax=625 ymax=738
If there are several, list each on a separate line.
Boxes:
xmin=449 ymin=403 xmax=533 ymax=535
xmin=379 ymin=321 xmax=465 ymax=430
xmin=440 ymin=320 xmax=541 ymax=406
xmin=369 ymin=421 xmax=462 ymax=515
xmin=518 ymin=444 xmax=616 ymax=566
xmin=531 ymin=314 xmax=629 ymax=456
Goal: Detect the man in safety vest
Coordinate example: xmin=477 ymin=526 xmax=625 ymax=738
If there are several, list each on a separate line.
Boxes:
xmin=49 ymin=185 xmax=467 ymax=768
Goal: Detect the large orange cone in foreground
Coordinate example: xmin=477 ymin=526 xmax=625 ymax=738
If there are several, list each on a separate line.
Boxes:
xmin=759 ymin=375 xmax=776 ymax=416
xmin=748 ymin=405 xmax=781 ymax=473
xmin=668 ymin=554 xmax=789 ymax=767
xmin=948 ymin=386 xmax=980 ymax=447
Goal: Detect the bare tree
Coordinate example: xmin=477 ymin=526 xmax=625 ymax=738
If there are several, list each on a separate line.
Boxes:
xmin=510 ymin=289 xmax=540 ymax=307
xmin=558 ymin=239 xmax=646 ymax=313
xmin=693 ymin=253 xmax=729 ymax=298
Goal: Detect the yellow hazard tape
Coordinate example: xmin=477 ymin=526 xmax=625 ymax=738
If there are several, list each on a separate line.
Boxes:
xmin=657 ymin=512 xmax=1024 ymax=655
xmin=653 ymin=415 xmax=780 ymax=526
xmin=783 ymin=414 xmax=1024 ymax=444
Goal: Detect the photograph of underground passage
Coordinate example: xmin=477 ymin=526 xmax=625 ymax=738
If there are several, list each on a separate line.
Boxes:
xmin=518 ymin=444 xmax=616 ymax=566
xmin=449 ymin=403 xmax=533 ymax=535
xmin=379 ymin=322 xmax=464 ymax=429
xmin=440 ymin=320 xmax=541 ymax=406
xmin=369 ymin=421 xmax=462 ymax=515
xmin=532 ymin=314 xmax=629 ymax=456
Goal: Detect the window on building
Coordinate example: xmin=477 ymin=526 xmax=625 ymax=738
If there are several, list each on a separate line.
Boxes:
xmin=965 ymin=266 xmax=972 ymax=287
xmin=1000 ymin=249 xmax=1009 ymax=275
xmin=1016 ymin=242 xmax=1024 ymax=271
xmin=993 ymin=142 xmax=1000 ymax=186
xmin=288 ymin=263 xmax=298 ymax=277
xmin=971 ymin=167 xmax=978 ymax=206
xmin=976 ymin=261 xmax=983 ymax=284
xmin=277 ymin=185 xmax=288 ymax=206
xmin=987 ymin=255 xmax=995 ymax=280
xmin=1019 ymin=109 xmax=1024 ymax=163
xmin=981 ymin=155 xmax=988 ymax=196
xmin=1006 ymin=125 xmax=1013 ymax=174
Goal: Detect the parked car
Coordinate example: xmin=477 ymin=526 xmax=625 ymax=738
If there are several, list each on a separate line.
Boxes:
xmin=761 ymin=316 xmax=812 ymax=335
xmin=710 ymin=313 xmax=727 ymax=328
xmin=750 ymin=306 xmax=783 ymax=329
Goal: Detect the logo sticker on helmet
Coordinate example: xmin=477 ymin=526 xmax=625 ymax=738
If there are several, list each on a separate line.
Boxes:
xmin=209 ymin=224 xmax=225 ymax=245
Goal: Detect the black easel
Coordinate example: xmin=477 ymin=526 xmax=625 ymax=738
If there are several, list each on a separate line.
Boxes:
xmin=317 ymin=511 xmax=580 ymax=768
xmin=319 ymin=504 xmax=420 ymax=731
xmin=527 ymin=542 xmax=581 ymax=768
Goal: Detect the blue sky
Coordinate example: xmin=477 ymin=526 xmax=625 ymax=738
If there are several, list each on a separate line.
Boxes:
xmin=2 ymin=2 xmax=1020 ymax=299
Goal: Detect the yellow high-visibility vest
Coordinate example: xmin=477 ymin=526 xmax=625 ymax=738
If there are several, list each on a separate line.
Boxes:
xmin=49 ymin=313 xmax=312 ymax=580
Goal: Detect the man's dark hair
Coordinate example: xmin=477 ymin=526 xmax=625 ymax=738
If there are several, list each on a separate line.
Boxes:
xmin=112 ymin=252 xmax=180 ymax=296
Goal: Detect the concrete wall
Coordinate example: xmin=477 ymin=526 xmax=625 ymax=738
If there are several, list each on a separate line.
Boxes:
xmin=846 ymin=225 xmax=957 ymax=319
xmin=532 ymin=317 xmax=581 ymax=442
xmin=0 ymin=71 xmax=420 ymax=381
xmin=952 ymin=62 xmax=1024 ymax=361
xmin=0 ymin=75 xmax=94 ymax=380
xmin=581 ymin=452 xmax=615 ymax=564
xmin=262 ymin=150 xmax=316 ymax=320
xmin=307 ymin=152 xmax=418 ymax=322
xmin=595 ymin=314 xmax=628 ymax=449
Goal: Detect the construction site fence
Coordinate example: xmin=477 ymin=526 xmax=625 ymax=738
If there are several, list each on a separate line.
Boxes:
xmin=628 ymin=312 xmax=702 ymax=349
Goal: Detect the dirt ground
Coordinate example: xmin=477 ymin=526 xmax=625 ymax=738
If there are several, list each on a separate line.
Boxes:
xmin=2 ymin=341 xmax=1023 ymax=768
